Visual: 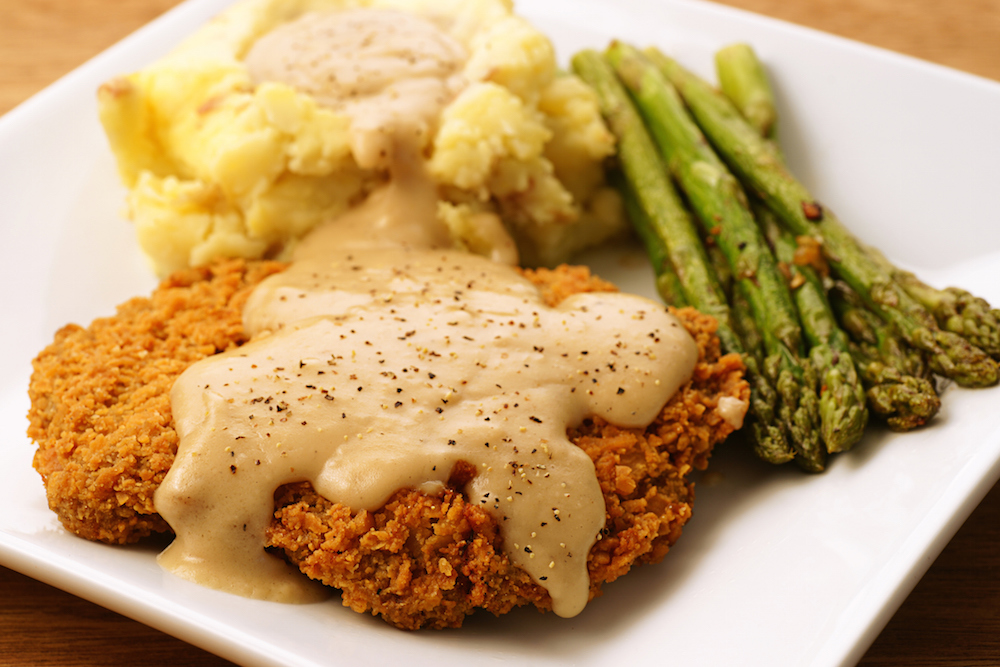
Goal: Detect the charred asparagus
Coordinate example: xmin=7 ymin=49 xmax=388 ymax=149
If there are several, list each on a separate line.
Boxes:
xmin=648 ymin=48 xmax=999 ymax=388
xmin=606 ymin=41 xmax=822 ymax=470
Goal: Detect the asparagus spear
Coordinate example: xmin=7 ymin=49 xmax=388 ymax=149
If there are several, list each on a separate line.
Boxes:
xmin=718 ymin=46 xmax=935 ymax=441
xmin=649 ymin=48 xmax=999 ymax=389
xmin=616 ymin=173 xmax=689 ymax=307
xmin=756 ymin=204 xmax=868 ymax=452
xmin=896 ymin=276 xmax=1000 ymax=359
xmin=830 ymin=282 xmax=941 ymax=430
xmin=570 ymin=51 xmax=733 ymax=345
xmin=853 ymin=354 xmax=941 ymax=431
xmin=710 ymin=47 xmax=867 ymax=452
xmin=696 ymin=199 xmax=796 ymax=465
xmin=715 ymin=43 xmax=777 ymax=140
xmin=606 ymin=42 xmax=823 ymax=471
xmin=864 ymin=246 xmax=1000 ymax=359
xmin=620 ymin=173 xmax=805 ymax=461
xmin=728 ymin=278 xmax=761 ymax=360
xmin=622 ymin=166 xmax=797 ymax=462
xmin=571 ymin=49 xmax=794 ymax=465
xmin=717 ymin=237 xmax=795 ymax=464
xmin=833 ymin=280 xmax=931 ymax=382
xmin=619 ymin=171 xmax=813 ymax=458
xmin=705 ymin=240 xmax=733 ymax=301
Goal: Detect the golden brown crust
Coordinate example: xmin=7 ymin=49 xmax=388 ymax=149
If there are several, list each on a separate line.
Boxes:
xmin=28 ymin=259 xmax=286 ymax=543
xmin=27 ymin=260 xmax=747 ymax=628
xmin=268 ymin=484 xmax=542 ymax=630
xmin=518 ymin=264 xmax=618 ymax=307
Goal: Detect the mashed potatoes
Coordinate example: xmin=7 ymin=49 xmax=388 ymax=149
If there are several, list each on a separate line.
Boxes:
xmin=98 ymin=0 xmax=622 ymax=276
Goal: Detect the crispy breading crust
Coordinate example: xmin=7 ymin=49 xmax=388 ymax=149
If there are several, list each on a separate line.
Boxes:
xmin=27 ymin=259 xmax=747 ymax=628
xmin=28 ymin=259 xmax=286 ymax=543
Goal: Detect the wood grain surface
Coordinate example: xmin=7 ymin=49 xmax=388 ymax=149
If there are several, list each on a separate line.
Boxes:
xmin=2 ymin=0 xmax=998 ymax=665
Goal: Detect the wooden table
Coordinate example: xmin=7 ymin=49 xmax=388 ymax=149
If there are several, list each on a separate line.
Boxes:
xmin=2 ymin=0 xmax=998 ymax=664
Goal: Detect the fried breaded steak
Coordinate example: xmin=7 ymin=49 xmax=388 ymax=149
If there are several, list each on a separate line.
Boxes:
xmin=28 ymin=259 xmax=287 ymax=543
xmin=27 ymin=258 xmax=747 ymax=627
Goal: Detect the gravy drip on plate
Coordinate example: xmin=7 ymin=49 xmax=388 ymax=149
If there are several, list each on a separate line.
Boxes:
xmin=156 ymin=7 xmax=698 ymax=618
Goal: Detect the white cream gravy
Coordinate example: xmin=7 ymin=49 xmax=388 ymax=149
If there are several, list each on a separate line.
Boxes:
xmin=154 ymin=6 xmax=700 ymax=619
xmin=244 ymin=7 xmax=467 ymax=170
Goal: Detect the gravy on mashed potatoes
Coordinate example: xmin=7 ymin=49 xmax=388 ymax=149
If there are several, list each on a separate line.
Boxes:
xmin=98 ymin=0 xmax=624 ymax=276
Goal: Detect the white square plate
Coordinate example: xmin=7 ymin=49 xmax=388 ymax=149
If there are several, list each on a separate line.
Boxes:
xmin=2 ymin=1 xmax=999 ymax=665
